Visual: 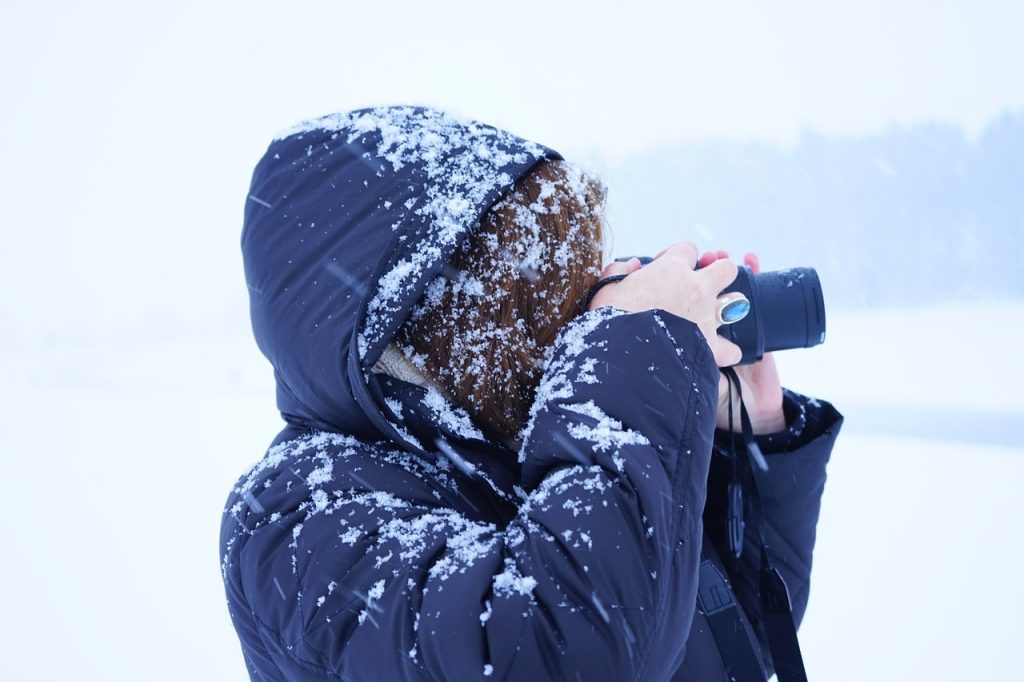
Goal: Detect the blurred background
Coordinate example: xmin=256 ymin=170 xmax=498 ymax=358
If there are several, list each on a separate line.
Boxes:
xmin=1 ymin=1 xmax=1021 ymax=679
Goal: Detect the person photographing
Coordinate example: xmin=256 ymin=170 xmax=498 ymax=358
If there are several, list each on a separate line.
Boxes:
xmin=220 ymin=106 xmax=843 ymax=681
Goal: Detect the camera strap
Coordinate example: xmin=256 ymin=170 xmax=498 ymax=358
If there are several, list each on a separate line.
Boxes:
xmin=697 ymin=554 xmax=767 ymax=681
xmin=579 ymin=273 xmax=628 ymax=315
xmin=716 ymin=366 xmax=809 ymax=682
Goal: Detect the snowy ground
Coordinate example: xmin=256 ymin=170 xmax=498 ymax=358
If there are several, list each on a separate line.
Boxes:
xmin=0 ymin=302 xmax=1021 ymax=681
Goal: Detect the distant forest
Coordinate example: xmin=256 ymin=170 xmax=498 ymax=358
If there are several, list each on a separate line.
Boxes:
xmin=603 ymin=113 xmax=1024 ymax=309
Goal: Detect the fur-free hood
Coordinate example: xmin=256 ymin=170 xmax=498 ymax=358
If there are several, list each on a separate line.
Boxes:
xmin=242 ymin=106 xmax=559 ymax=446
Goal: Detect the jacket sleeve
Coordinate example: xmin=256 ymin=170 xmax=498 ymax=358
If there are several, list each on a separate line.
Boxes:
xmin=239 ymin=307 xmax=722 ymax=681
xmin=703 ymin=387 xmax=844 ymax=663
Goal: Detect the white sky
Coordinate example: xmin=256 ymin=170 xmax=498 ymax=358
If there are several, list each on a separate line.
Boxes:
xmin=1 ymin=0 xmax=1022 ymax=343
xmin=4 ymin=0 xmax=1020 ymax=157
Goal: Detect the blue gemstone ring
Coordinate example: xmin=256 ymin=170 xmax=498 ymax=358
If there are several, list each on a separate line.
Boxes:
xmin=718 ymin=295 xmax=751 ymax=325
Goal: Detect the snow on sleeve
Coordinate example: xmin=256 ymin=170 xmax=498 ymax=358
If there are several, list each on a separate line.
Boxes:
xmin=562 ymin=400 xmax=651 ymax=454
xmin=357 ymin=578 xmax=387 ymax=626
xmin=518 ymin=306 xmax=630 ymax=458
xmin=422 ymin=387 xmax=486 ymax=441
xmin=492 ymin=557 xmax=539 ymax=599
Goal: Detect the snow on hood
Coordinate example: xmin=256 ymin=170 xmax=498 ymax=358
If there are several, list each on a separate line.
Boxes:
xmin=242 ymin=106 xmax=560 ymax=446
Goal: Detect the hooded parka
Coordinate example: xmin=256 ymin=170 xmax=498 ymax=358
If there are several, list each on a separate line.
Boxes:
xmin=220 ymin=106 xmax=844 ymax=681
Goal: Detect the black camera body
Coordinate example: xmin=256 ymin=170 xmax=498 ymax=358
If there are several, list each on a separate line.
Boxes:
xmin=627 ymin=256 xmax=827 ymax=365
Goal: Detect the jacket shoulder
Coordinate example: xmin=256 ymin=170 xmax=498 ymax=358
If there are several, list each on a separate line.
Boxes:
xmin=219 ymin=433 xmax=458 ymax=632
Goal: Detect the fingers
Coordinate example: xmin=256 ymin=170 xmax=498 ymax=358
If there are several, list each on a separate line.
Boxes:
xmin=702 ymin=250 xmax=765 ymax=274
xmin=699 ymin=257 xmax=739 ymax=293
xmin=660 ymin=241 xmax=700 ymax=268
xmin=666 ymin=244 xmax=747 ymax=270
xmin=744 ymin=252 xmax=760 ymax=274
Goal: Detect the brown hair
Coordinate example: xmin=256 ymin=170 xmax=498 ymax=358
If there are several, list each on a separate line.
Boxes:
xmin=396 ymin=159 xmax=606 ymax=442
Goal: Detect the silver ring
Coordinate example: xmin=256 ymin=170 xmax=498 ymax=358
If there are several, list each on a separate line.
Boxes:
xmin=718 ymin=294 xmax=750 ymax=325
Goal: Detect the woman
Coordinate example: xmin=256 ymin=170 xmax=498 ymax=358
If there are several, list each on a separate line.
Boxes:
xmin=221 ymin=106 xmax=843 ymax=681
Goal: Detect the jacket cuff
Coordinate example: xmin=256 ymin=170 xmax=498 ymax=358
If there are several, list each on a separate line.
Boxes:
xmin=714 ymin=388 xmax=841 ymax=456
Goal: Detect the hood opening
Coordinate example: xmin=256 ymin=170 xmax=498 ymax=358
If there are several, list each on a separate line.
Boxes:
xmin=243 ymin=105 xmax=561 ymax=452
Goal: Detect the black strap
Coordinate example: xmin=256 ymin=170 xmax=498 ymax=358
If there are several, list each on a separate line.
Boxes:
xmin=580 ymin=274 xmax=628 ymax=314
xmin=719 ymin=366 xmax=809 ymax=682
xmin=697 ymin=557 xmax=767 ymax=681
xmin=759 ymin=561 xmax=808 ymax=682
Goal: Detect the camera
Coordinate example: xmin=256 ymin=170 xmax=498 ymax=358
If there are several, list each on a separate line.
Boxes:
xmin=621 ymin=256 xmax=827 ymax=365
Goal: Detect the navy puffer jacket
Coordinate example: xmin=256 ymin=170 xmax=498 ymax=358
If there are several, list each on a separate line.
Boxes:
xmin=220 ymin=106 xmax=843 ymax=681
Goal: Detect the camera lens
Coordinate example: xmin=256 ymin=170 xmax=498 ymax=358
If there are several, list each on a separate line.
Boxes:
xmin=719 ymin=266 xmax=827 ymax=364
xmin=608 ymin=256 xmax=828 ymax=364
xmin=756 ymin=268 xmax=826 ymax=351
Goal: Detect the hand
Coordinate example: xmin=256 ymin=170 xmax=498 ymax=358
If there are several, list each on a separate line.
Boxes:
xmin=589 ymin=241 xmax=743 ymax=369
xmin=700 ymin=250 xmax=787 ymax=435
